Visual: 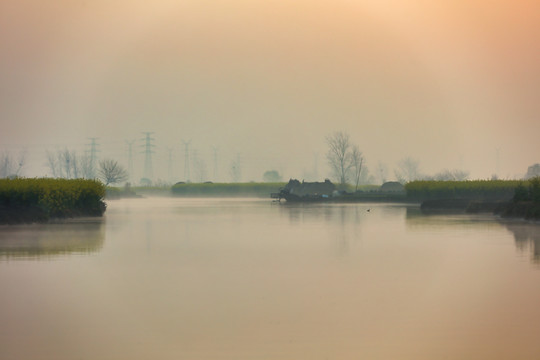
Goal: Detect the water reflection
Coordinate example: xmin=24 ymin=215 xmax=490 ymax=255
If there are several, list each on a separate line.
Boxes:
xmin=277 ymin=203 xmax=406 ymax=258
xmin=406 ymin=206 xmax=540 ymax=266
xmin=502 ymin=222 xmax=540 ymax=264
xmin=405 ymin=205 xmax=497 ymax=228
xmin=2 ymin=199 xmax=540 ymax=360
xmin=0 ymin=218 xmax=105 ymax=260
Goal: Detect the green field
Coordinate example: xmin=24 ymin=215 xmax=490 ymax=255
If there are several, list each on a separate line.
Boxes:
xmin=171 ymin=182 xmax=286 ymax=197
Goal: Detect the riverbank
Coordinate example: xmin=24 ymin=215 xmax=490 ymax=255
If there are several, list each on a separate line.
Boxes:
xmin=0 ymin=178 xmax=106 ymax=224
xmin=171 ymin=182 xmax=286 ymax=197
xmin=413 ymin=179 xmax=540 ymax=221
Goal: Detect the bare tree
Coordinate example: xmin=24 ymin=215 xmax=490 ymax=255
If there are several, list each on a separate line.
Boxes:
xmin=394 ymin=157 xmax=421 ymax=184
xmin=46 ymin=150 xmax=60 ymax=177
xmin=98 ymin=159 xmax=128 ymax=186
xmin=0 ymin=150 xmax=26 ymax=178
xmin=431 ymin=169 xmax=470 ymax=181
xmin=79 ymin=154 xmax=95 ymax=179
xmin=46 ymin=149 xmax=96 ymax=179
xmin=350 ymin=145 xmax=364 ymax=191
xmin=0 ymin=151 xmax=25 ymax=178
xmin=59 ymin=149 xmax=80 ymax=179
xmin=326 ymin=131 xmax=353 ymax=186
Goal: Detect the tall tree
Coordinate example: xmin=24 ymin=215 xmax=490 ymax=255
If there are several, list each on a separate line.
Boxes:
xmin=394 ymin=157 xmax=421 ymax=184
xmin=350 ymin=145 xmax=364 ymax=191
xmin=326 ymin=131 xmax=353 ymax=186
xmin=98 ymin=159 xmax=128 ymax=186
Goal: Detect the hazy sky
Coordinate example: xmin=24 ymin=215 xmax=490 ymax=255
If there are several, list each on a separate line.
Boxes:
xmin=1 ymin=0 xmax=539 ymax=181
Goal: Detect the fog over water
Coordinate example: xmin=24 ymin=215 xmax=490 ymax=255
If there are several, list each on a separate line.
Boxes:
xmin=1 ymin=0 xmax=539 ymax=181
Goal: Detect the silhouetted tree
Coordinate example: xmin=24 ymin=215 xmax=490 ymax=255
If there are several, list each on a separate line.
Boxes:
xmin=0 ymin=151 xmax=25 ymax=178
xmin=394 ymin=157 xmax=421 ymax=184
xmin=350 ymin=145 xmax=364 ymax=191
xmin=98 ymin=159 xmax=128 ymax=186
xmin=46 ymin=149 xmax=93 ymax=179
xmin=326 ymin=131 xmax=353 ymax=186
xmin=432 ymin=169 xmax=470 ymax=181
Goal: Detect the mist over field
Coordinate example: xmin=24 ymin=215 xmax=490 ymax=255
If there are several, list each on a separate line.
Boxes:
xmin=1 ymin=0 xmax=539 ymax=183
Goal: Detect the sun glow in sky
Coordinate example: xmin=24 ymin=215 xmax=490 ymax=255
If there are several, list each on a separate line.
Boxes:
xmin=1 ymin=0 xmax=539 ymax=181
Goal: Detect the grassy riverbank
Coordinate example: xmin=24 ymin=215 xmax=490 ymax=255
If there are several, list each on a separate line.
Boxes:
xmin=0 ymin=178 xmax=106 ymax=224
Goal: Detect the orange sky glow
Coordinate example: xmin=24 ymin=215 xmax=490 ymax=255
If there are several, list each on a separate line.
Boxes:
xmin=1 ymin=0 xmax=539 ymax=180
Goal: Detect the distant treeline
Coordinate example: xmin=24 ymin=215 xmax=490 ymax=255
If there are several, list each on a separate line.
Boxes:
xmin=405 ymin=180 xmax=522 ymax=201
xmin=171 ymin=182 xmax=286 ymax=197
xmin=0 ymin=178 xmax=106 ymax=224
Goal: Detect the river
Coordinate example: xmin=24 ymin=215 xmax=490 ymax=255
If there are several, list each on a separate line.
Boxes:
xmin=1 ymin=198 xmax=539 ymax=360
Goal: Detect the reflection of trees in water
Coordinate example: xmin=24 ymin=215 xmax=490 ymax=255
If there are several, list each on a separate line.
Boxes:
xmin=279 ymin=203 xmax=367 ymax=224
xmin=405 ymin=206 xmax=495 ymax=229
xmin=0 ymin=219 xmax=105 ymax=259
xmin=278 ymin=203 xmax=388 ymax=257
xmin=405 ymin=207 xmax=540 ymax=266
xmin=503 ymin=222 xmax=540 ymax=265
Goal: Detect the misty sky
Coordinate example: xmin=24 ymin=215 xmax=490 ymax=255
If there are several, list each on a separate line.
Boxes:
xmin=1 ymin=0 xmax=539 ymax=182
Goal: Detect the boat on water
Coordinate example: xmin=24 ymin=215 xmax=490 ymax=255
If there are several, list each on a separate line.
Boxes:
xmin=271 ymin=179 xmax=338 ymax=202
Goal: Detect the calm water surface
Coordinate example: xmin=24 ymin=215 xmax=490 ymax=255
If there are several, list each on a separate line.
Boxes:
xmin=1 ymin=198 xmax=539 ymax=360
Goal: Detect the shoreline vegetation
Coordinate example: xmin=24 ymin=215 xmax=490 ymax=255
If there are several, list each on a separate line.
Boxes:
xmin=2 ymin=177 xmax=539 ymax=224
xmin=407 ymin=178 xmax=540 ymax=220
xmin=0 ymin=178 xmax=106 ymax=225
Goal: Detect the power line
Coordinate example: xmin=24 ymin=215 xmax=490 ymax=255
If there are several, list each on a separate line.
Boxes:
xmin=141 ymin=132 xmax=155 ymax=181
xmin=126 ymin=140 xmax=136 ymax=182
xmin=212 ymin=146 xmax=219 ymax=181
xmin=86 ymin=138 xmax=99 ymax=178
xmin=181 ymin=139 xmax=191 ymax=182
xmin=166 ymin=147 xmax=174 ymax=182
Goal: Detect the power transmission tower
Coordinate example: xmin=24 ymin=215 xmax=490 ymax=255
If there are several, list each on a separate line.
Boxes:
xmin=181 ymin=139 xmax=191 ymax=182
xmin=86 ymin=137 xmax=99 ymax=178
xmin=126 ymin=140 xmax=136 ymax=182
xmin=212 ymin=146 xmax=219 ymax=181
xmin=141 ymin=132 xmax=155 ymax=182
xmin=313 ymin=152 xmax=319 ymax=180
xmin=495 ymin=147 xmax=501 ymax=178
xmin=166 ymin=147 xmax=173 ymax=182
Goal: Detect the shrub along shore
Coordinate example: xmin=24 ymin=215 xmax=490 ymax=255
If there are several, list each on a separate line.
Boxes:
xmin=405 ymin=179 xmax=540 ymax=220
xmin=405 ymin=180 xmax=521 ymax=201
xmin=0 ymin=178 xmax=106 ymax=224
